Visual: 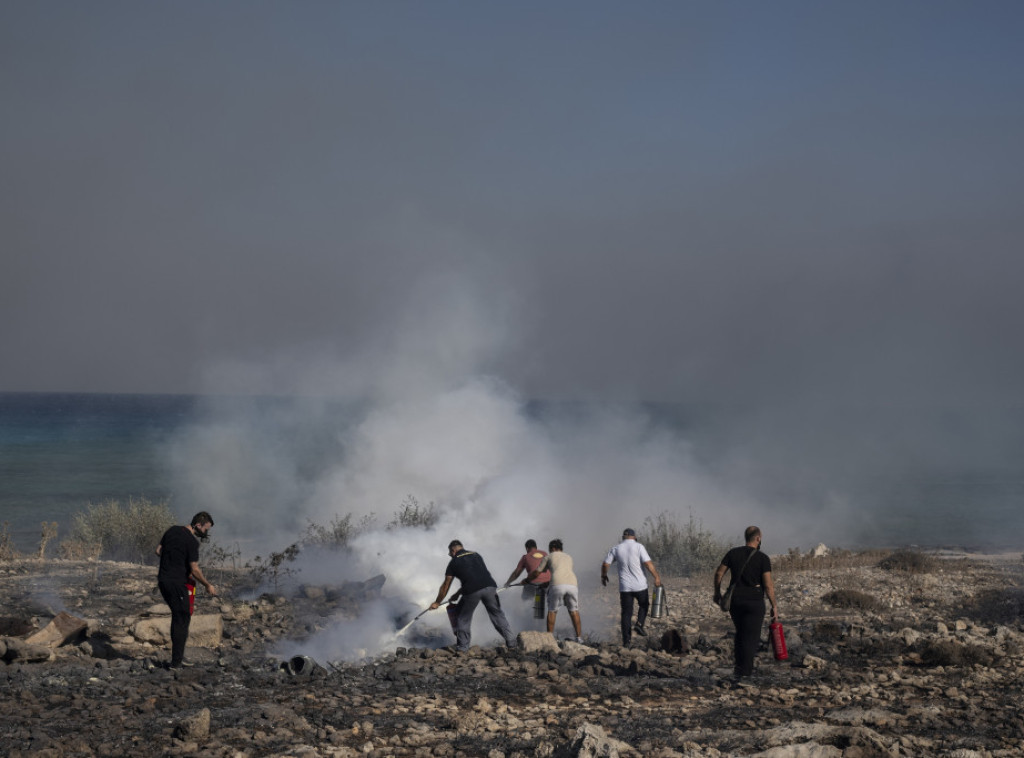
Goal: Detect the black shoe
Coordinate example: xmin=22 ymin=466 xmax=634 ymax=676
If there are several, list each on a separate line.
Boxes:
xmin=169 ymin=659 xmax=194 ymax=669
xmin=633 ymin=623 xmax=646 ymax=636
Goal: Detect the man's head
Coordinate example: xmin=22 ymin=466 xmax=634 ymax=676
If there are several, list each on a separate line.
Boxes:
xmin=525 ymin=539 xmax=537 ymax=551
xmin=190 ymin=512 xmax=214 ymax=540
xmin=549 ymin=538 xmax=563 ymax=552
xmin=447 ymin=540 xmax=463 ymax=557
xmin=744 ymin=526 xmax=762 ymax=547
xmin=622 ymin=528 xmax=636 ymax=540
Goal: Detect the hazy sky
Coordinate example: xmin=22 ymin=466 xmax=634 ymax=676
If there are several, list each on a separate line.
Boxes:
xmin=3 ymin=1 xmax=1023 ymax=406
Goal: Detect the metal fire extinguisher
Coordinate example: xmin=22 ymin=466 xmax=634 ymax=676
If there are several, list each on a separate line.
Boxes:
xmin=650 ymin=585 xmax=667 ymax=618
xmin=770 ymin=620 xmax=788 ymax=661
xmin=533 ymin=584 xmax=546 ymax=619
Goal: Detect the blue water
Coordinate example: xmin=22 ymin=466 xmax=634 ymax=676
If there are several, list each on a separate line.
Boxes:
xmin=0 ymin=393 xmax=194 ymax=551
xmin=2 ymin=393 xmax=1022 ymax=554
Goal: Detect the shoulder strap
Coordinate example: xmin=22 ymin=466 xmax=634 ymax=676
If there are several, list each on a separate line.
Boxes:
xmin=727 ymin=547 xmax=759 ymax=588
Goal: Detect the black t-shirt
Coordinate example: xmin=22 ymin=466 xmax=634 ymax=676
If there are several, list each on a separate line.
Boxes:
xmin=157 ymin=525 xmax=199 ymax=586
xmin=445 ymin=549 xmax=497 ymax=595
xmin=721 ymin=546 xmax=772 ymax=599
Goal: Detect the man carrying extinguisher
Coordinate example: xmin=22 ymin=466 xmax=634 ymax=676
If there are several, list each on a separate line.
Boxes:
xmin=156 ymin=511 xmax=218 ymax=669
xmin=713 ymin=525 xmax=779 ymax=687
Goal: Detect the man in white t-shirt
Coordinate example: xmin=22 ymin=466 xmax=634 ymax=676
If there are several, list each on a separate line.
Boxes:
xmin=601 ymin=528 xmax=662 ymax=645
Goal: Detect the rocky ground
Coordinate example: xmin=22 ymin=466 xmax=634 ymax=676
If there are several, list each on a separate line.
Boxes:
xmin=2 ymin=549 xmax=1024 ymax=757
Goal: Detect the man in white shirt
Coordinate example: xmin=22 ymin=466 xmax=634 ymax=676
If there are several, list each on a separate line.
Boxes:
xmin=601 ymin=528 xmax=662 ymax=645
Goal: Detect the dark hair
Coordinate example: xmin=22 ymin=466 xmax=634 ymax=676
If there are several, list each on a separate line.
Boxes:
xmin=744 ymin=525 xmax=761 ymax=543
xmin=525 ymin=539 xmax=537 ymax=550
xmin=448 ymin=539 xmax=463 ymax=551
xmin=549 ymin=538 xmax=563 ymax=552
xmin=191 ymin=512 xmax=214 ymax=528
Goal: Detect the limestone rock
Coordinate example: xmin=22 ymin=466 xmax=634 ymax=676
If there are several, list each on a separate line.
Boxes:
xmin=564 ymin=723 xmax=639 ymax=757
xmin=132 ymin=613 xmax=223 ymax=647
xmin=25 ymin=611 xmax=88 ymax=648
xmin=173 ymin=708 xmax=211 ymax=739
xmin=517 ymin=630 xmax=560 ymax=653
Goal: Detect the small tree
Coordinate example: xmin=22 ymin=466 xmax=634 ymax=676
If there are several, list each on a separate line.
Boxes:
xmin=38 ymin=521 xmax=58 ymax=560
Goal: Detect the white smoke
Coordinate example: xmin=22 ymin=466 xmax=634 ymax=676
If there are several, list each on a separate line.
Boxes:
xmin=164 ymin=274 xmax=761 ymax=660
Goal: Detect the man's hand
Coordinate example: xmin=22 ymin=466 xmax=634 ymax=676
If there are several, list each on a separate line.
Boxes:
xmin=601 ymin=575 xmax=608 ymax=587
xmin=206 ymin=583 xmax=218 ymax=597
xmin=429 ymin=602 xmax=440 ymax=610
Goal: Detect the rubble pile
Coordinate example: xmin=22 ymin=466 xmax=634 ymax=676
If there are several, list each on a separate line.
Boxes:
xmin=1 ymin=552 xmax=1023 ymax=756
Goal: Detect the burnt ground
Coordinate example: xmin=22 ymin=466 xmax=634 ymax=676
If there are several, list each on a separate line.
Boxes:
xmin=2 ymin=551 xmax=1024 ymax=757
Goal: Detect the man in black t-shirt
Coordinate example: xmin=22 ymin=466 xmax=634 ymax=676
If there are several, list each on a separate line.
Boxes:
xmin=429 ymin=539 xmax=516 ymax=651
xmin=713 ymin=525 xmax=779 ymax=684
xmin=156 ymin=511 xmax=218 ymax=668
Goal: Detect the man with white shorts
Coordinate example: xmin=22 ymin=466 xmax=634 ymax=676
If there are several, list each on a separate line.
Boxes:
xmin=527 ymin=538 xmax=582 ymax=643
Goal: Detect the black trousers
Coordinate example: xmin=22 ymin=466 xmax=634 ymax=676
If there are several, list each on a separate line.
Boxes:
xmin=158 ymin=580 xmax=192 ymax=665
xmin=729 ymin=594 xmax=765 ymax=677
xmin=618 ymin=590 xmax=649 ymax=644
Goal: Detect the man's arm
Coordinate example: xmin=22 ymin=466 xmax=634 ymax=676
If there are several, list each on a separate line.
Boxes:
xmin=429 ymin=576 xmax=454 ymax=610
xmin=156 ymin=544 xmax=162 ymax=557
xmin=189 ymin=561 xmax=217 ymax=596
xmin=643 ymin=560 xmax=662 ymax=587
xmin=601 ymin=561 xmax=611 ymax=587
xmin=713 ymin=563 xmax=728 ymax=603
xmin=763 ymin=570 xmax=779 ymax=620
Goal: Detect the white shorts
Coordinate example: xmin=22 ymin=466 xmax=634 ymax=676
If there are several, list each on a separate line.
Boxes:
xmin=547 ymin=584 xmax=579 ymax=612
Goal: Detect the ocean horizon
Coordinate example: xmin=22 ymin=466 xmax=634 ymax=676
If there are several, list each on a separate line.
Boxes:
xmin=2 ymin=391 xmax=1022 ymax=556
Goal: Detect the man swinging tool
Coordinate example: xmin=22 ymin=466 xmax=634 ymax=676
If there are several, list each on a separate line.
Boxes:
xmin=429 ymin=539 xmax=517 ymax=652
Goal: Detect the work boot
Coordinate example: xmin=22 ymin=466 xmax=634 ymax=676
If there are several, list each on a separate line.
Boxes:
xmin=633 ymin=623 xmax=646 ymax=636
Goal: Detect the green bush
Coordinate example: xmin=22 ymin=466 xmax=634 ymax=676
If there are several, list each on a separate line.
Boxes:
xmin=60 ymin=498 xmax=174 ymax=564
xmin=641 ymin=510 xmax=728 ymax=577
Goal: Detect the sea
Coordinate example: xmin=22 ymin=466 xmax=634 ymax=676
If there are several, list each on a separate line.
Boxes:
xmin=2 ymin=392 xmax=1023 ymax=555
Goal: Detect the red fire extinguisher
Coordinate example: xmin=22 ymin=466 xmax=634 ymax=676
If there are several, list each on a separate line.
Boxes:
xmin=186 ymin=582 xmax=196 ymax=616
xmin=770 ymin=620 xmax=788 ymax=661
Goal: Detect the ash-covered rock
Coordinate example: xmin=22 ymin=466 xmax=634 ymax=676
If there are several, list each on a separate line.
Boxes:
xmin=1 ymin=552 xmax=1023 ymax=756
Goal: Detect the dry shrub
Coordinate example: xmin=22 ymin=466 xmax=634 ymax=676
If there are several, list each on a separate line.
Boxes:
xmin=59 ymin=497 xmax=174 ymax=564
xmin=774 ymin=549 xmax=889 ymax=573
xmin=813 ymin=620 xmax=846 ymax=641
xmin=918 ymin=639 xmax=993 ymax=667
xmin=878 ymin=549 xmax=937 ymax=574
xmin=822 ymin=588 xmax=881 ymax=611
xmin=641 ymin=510 xmax=728 ymax=577
xmin=59 ymin=538 xmax=102 ymax=560
xmin=959 ymin=587 xmax=1024 ymax=626
xmin=386 ymin=495 xmax=439 ymax=530
xmin=0 ymin=522 xmax=19 ymax=562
